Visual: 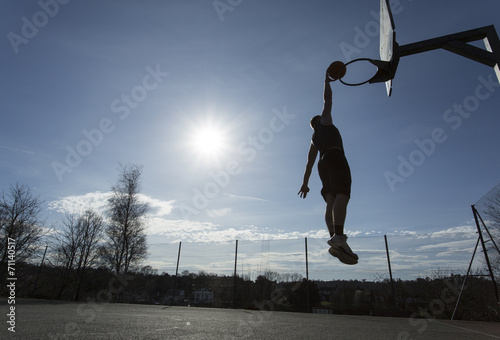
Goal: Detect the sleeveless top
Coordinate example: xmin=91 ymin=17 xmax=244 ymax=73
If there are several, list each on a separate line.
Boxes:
xmin=312 ymin=122 xmax=344 ymax=157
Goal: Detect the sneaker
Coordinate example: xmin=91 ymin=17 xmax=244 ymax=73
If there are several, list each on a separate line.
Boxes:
xmin=327 ymin=235 xmax=358 ymax=265
xmin=329 ymin=247 xmax=358 ymax=265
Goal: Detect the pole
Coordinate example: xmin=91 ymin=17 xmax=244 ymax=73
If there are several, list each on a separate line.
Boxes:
xmin=305 ymin=237 xmax=310 ymax=312
xmin=384 ymin=235 xmax=396 ymax=307
xmin=305 ymin=237 xmax=309 ymax=281
xmin=233 ymin=239 xmax=238 ymax=308
xmin=32 ymin=245 xmax=48 ymax=295
xmin=472 ymin=205 xmax=499 ymax=303
xmin=452 ymin=236 xmax=480 ymax=320
xmin=171 ymin=241 xmax=182 ymax=306
xmin=476 ymin=207 xmax=500 ymax=255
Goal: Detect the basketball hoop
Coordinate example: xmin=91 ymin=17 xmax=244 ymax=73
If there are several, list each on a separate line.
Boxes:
xmin=338 ymin=58 xmax=398 ymax=87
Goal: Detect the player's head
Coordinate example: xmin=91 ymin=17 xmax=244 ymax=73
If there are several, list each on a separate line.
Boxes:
xmin=310 ymin=115 xmax=321 ymax=129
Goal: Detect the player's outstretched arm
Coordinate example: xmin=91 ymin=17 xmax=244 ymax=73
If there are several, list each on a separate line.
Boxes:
xmin=298 ymin=143 xmax=318 ymax=199
xmin=321 ymin=73 xmax=333 ymax=126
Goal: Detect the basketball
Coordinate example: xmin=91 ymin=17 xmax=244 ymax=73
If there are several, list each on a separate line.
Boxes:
xmin=327 ymin=61 xmax=346 ymax=81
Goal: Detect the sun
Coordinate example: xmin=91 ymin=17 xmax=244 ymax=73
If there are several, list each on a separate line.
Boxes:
xmin=194 ymin=127 xmax=224 ymax=156
xmin=189 ymin=120 xmax=229 ymax=164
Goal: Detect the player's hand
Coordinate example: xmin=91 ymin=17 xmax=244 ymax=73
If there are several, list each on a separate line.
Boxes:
xmin=298 ymin=184 xmax=310 ymax=198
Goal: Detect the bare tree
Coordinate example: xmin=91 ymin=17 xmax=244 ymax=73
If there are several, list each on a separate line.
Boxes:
xmin=52 ymin=209 xmax=105 ymax=300
xmin=484 ymin=189 xmax=500 ymax=278
xmin=485 ymin=191 xmax=500 ymax=232
xmin=102 ymin=164 xmax=149 ymax=276
xmin=139 ymin=265 xmax=158 ymax=276
xmin=52 ymin=214 xmax=80 ymax=299
xmin=0 ymin=183 xmax=45 ymax=267
xmin=264 ymin=270 xmax=280 ymax=282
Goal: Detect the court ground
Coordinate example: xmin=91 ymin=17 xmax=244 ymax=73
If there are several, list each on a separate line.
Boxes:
xmin=1 ymin=299 xmax=499 ymax=339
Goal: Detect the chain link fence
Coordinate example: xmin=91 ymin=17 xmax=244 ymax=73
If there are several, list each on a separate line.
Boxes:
xmin=149 ymin=232 xmax=481 ymax=282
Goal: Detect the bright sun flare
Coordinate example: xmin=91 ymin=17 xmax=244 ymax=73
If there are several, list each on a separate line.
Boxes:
xmin=190 ymin=122 xmax=228 ymax=163
xmin=194 ymin=128 xmax=224 ymax=154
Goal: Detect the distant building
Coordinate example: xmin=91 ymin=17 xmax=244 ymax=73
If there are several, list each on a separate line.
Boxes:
xmin=318 ymin=286 xmax=333 ymax=302
xmin=313 ymin=307 xmax=333 ymax=314
xmin=193 ymin=287 xmax=214 ymax=304
xmin=164 ymin=289 xmax=185 ymax=305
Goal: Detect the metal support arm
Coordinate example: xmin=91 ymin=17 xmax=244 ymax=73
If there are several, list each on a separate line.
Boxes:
xmin=398 ymin=25 xmax=500 ymax=81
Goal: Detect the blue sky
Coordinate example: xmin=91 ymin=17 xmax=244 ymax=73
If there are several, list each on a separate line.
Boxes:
xmin=2 ymin=0 xmax=500 ymax=278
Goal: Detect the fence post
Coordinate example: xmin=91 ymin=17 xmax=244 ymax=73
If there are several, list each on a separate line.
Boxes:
xmin=171 ymin=241 xmax=182 ymax=306
xmin=233 ymin=239 xmax=238 ymax=308
xmin=384 ymin=235 xmax=396 ymax=308
xmin=305 ymin=237 xmax=310 ymax=312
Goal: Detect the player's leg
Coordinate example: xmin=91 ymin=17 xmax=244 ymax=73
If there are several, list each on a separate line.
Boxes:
xmin=328 ymin=150 xmax=352 ymax=237
xmin=324 ymin=193 xmax=335 ymax=237
xmin=322 ymin=150 xmax=357 ymax=263
xmin=328 ymin=195 xmax=358 ymax=263
xmin=333 ymin=193 xmax=349 ymax=235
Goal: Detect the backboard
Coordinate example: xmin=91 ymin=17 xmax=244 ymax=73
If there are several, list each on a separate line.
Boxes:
xmin=380 ymin=0 xmax=397 ymax=96
xmin=340 ymin=0 xmax=499 ymax=95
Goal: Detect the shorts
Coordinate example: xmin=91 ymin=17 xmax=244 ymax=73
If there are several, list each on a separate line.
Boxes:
xmin=318 ymin=149 xmax=351 ymax=201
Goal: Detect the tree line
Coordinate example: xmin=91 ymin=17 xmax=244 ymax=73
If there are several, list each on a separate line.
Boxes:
xmin=0 ymin=163 xmax=149 ymax=301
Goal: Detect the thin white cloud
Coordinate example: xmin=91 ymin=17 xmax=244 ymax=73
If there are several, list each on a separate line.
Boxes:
xmin=147 ymin=219 xmax=329 ymax=244
xmin=417 ymin=239 xmax=476 ymax=251
xmin=147 ymin=218 xmax=218 ymax=238
xmin=141 ymin=196 xmax=175 ymax=216
xmin=48 ymin=191 xmax=111 ymax=214
xmin=0 ymin=145 xmax=34 ymax=155
xmin=207 ymin=208 xmax=232 ymax=217
xmin=222 ymin=193 xmax=269 ymax=202
xmin=428 ymin=225 xmax=476 ymax=238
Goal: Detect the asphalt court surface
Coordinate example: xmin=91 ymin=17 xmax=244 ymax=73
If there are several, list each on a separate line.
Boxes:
xmin=1 ymin=299 xmax=499 ymax=339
